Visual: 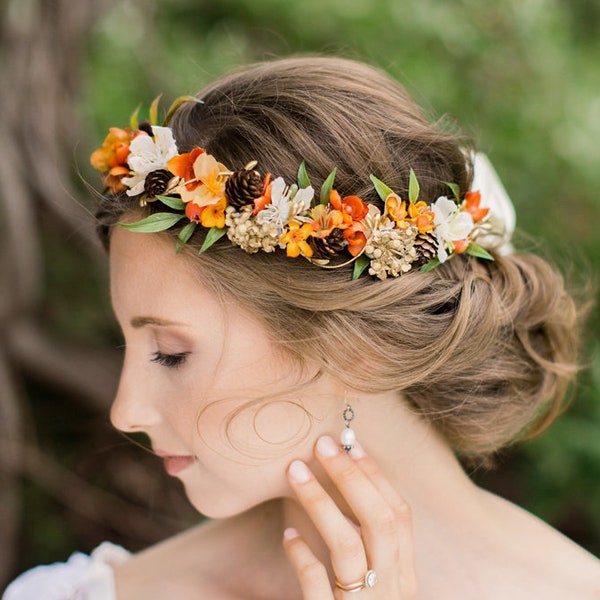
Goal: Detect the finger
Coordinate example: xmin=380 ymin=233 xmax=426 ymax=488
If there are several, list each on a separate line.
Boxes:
xmin=287 ymin=460 xmax=368 ymax=586
xmin=283 ymin=527 xmax=334 ymax=600
xmin=314 ymin=436 xmax=410 ymax=576
xmin=348 ymin=441 xmax=418 ymax=594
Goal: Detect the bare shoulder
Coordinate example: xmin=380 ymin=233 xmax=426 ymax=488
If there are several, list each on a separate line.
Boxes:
xmin=113 ymin=500 xmax=285 ymax=600
xmin=535 ymin=530 xmax=600 ymax=599
xmin=542 ymin=530 xmax=600 ymax=598
xmin=482 ymin=490 xmax=600 ymax=599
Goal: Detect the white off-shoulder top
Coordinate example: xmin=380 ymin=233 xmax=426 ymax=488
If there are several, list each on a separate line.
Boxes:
xmin=2 ymin=542 xmax=130 ymax=600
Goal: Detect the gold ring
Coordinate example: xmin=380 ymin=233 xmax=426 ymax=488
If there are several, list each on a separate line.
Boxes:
xmin=335 ymin=569 xmax=377 ymax=593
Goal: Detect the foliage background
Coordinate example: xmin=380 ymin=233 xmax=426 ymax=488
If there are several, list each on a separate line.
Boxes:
xmin=1 ymin=0 xmax=599 ymax=589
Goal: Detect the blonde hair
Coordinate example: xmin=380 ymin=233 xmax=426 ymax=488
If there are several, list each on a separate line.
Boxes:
xmin=98 ymin=56 xmax=582 ymax=460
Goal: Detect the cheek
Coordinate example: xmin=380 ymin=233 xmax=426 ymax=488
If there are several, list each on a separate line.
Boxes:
xmin=193 ymin=398 xmax=313 ymax=463
xmin=253 ymin=401 xmax=311 ymax=444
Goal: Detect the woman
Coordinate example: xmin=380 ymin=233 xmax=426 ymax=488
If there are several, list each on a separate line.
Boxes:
xmin=4 ymin=56 xmax=599 ymax=599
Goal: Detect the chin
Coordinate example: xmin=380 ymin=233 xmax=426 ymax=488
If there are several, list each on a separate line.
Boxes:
xmin=183 ymin=484 xmax=268 ymax=519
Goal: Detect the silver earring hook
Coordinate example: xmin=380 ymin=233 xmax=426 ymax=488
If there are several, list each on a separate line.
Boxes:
xmin=340 ymin=392 xmax=357 ymax=452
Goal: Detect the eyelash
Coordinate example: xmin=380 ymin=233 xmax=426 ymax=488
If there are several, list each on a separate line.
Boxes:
xmin=150 ymin=351 xmax=189 ymax=368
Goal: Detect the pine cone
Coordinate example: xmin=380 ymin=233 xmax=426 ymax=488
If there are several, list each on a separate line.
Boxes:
xmin=413 ymin=231 xmax=439 ymax=267
xmin=225 ymin=168 xmax=263 ymax=209
xmin=144 ymin=169 xmax=172 ymax=197
xmin=309 ymin=228 xmax=346 ymax=259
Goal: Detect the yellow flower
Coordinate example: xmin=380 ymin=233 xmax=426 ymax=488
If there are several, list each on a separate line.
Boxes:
xmin=408 ymin=201 xmax=435 ymax=233
xmin=201 ymin=197 xmax=227 ymax=229
xmin=309 ymin=204 xmax=346 ymax=238
xmin=280 ymin=222 xmax=314 ymax=258
xmin=385 ymin=194 xmax=408 ymax=226
xmin=386 ymin=195 xmax=435 ymax=233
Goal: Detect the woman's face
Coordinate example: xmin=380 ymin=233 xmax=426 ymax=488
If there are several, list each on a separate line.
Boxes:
xmin=109 ymin=228 xmax=339 ymax=518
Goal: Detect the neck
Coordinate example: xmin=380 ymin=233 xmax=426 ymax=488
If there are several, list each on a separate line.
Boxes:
xmin=281 ymin=393 xmax=486 ymax=580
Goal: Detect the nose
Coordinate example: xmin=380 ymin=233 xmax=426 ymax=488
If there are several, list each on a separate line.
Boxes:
xmin=110 ymin=359 xmax=162 ymax=433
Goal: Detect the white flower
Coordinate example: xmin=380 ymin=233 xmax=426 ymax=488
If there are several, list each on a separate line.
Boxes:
xmin=431 ymin=196 xmax=474 ymax=262
xmin=122 ymin=126 xmax=179 ymax=196
xmin=256 ymin=177 xmax=314 ymax=234
xmin=291 ymin=185 xmax=315 ymax=213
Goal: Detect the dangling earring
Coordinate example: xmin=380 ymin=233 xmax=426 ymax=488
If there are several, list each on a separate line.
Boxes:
xmin=340 ymin=395 xmax=356 ymax=452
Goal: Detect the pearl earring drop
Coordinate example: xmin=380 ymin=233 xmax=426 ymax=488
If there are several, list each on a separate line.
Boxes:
xmin=341 ymin=400 xmax=356 ymax=452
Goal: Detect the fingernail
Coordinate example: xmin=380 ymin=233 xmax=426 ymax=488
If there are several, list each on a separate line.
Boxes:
xmin=349 ymin=441 xmax=366 ymax=459
xmin=283 ymin=527 xmax=299 ymax=540
xmin=288 ymin=460 xmax=311 ymax=483
xmin=316 ymin=435 xmax=340 ymax=457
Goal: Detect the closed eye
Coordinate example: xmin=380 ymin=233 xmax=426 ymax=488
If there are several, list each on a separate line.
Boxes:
xmin=150 ymin=351 xmax=189 ymax=368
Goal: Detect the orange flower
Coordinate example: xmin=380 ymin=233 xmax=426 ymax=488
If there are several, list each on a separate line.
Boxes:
xmin=201 ymin=197 xmax=227 ymax=229
xmin=453 ymin=239 xmax=470 ymax=254
xmin=252 ymin=173 xmax=273 ymax=215
xmin=186 ymin=197 xmax=226 ymax=230
xmin=330 ymin=190 xmax=368 ymax=222
xmin=90 ymin=127 xmax=136 ymax=193
xmin=342 ymin=195 xmax=369 ymax=220
xmin=344 ymin=222 xmax=367 ymax=257
xmin=385 ymin=194 xmax=408 ymax=227
xmin=170 ymin=150 xmax=228 ymax=207
xmin=168 ymin=147 xmax=204 ymax=191
xmin=464 ymin=191 xmax=489 ymax=222
xmin=185 ymin=201 xmax=204 ymax=223
xmin=329 ymin=189 xmax=343 ymax=210
xmin=90 ymin=127 xmax=133 ymax=172
xmin=281 ymin=222 xmax=314 ymax=258
xmin=104 ymin=166 xmax=130 ymax=194
xmin=408 ymin=201 xmax=435 ymax=233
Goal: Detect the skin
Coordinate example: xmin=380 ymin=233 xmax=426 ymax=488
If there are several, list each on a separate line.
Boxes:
xmin=110 ymin=228 xmax=600 ymax=599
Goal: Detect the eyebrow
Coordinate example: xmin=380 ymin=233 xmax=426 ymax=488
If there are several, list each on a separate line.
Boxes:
xmin=130 ymin=316 xmax=187 ymax=329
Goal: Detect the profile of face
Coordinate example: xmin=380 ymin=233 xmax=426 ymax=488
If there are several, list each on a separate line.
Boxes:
xmin=109 ymin=227 xmax=342 ymax=518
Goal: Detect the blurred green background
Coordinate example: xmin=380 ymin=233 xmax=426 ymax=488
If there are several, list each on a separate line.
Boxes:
xmin=2 ymin=0 xmax=599 ymax=587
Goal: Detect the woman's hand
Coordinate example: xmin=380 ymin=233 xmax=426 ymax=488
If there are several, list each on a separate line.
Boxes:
xmin=283 ymin=435 xmax=418 ymax=598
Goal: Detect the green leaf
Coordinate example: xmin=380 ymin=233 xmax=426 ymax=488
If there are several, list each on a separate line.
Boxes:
xmin=352 ymin=255 xmax=370 ymax=280
xmin=320 ymin=168 xmax=337 ymax=205
xmin=297 ymin=161 xmax=311 ymax=189
xmin=288 ymin=183 xmax=299 ymax=200
xmin=149 ymin=94 xmax=162 ymax=125
xmin=120 ymin=212 xmax=184 ymax=233
xmin=409 ymin=169 xmax=420 ymax=204
xmin=199 ymin=227 xmax=227 ymax=254
xmin=420 ymin=257 xmax=441 ymax=272
xmin=156 ymin=195 xmax=185 ymax=210
xmin=175 ymin=221 xmax=197 ymax=253
xmin=164 ymin=95 xmax=203 ymax=126
xmin=129 ymin=104 xmax=141 ymax=131
xmin=369 ymin=174 xmax=395 ymax=202
xmin=445 ymin=182 xmax=460 ymax=201
xmin=465 ymin=243 xmax=494 ymax=261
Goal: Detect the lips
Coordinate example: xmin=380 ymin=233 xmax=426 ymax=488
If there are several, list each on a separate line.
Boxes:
xmin=154 ymin=450 xmax=196 ymax=476
xmin=163 ymin=455 xmax=195 ymax=475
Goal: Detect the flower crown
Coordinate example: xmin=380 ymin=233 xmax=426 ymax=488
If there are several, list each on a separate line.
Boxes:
xmin=91 ymin=97 xmax=496 ymax=280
